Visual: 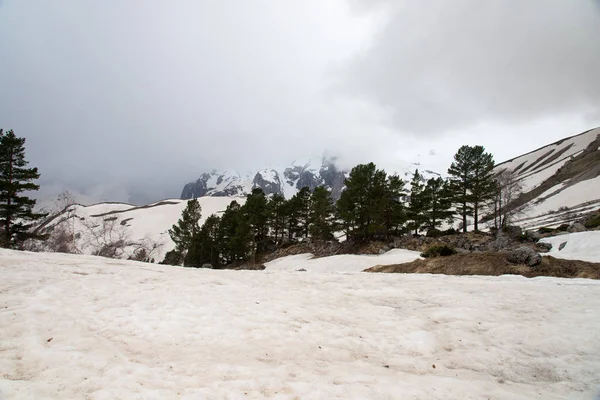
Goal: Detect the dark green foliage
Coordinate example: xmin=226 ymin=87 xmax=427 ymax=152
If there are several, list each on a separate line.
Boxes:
xmin=168 ymin=198 xmax=201 ymax=262
xmin=426 ymin=228 xmax=443 ymax=238
xmin=0 ymin=129 xmax=47 ymax=248
xmin=267 ymin=193 xmax=286 ymax=244
xmin=161 ymin=249 xmax=183 ymax=265
xmin=243 ymin=188 xmax=270 ymax=255
xmin=218 ymin=200 xmax=247 ymax=264
xmin=407 ymin=170 xmax=426 ymax=234
xmin=421 ymin=245 xmax=457 ymax=258
xmin=337 ymin=163 xmax=405 ymax=241
xmin=309 ymin=186 xmax=336 ymax=241
xmin=185 ymin=215 xmax=221 ymax=267
xmin=421 ymin=176 xmax=453 ymax=232
xmin=447 ymin=145 xmax=496 ymax=232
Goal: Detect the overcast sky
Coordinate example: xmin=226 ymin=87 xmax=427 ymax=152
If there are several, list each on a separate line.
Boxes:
xmin=1 ymin=1 xmax=599 ymax=205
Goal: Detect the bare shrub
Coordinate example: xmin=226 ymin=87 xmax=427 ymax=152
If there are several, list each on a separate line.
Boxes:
xmin=81 ymin=217 xmax=131 ymax=259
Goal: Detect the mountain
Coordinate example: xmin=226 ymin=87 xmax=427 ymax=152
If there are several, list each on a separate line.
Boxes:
xmin=494 ymin=127 xmax=600 ymax=229
xmin=181 ymin=156 xmax=441 ymax=201
xmin=180 ymin=157 xmax=347 ymax=200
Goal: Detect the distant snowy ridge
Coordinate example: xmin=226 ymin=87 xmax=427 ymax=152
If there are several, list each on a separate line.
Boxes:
xmin=181 ymin=155 xmax=441 ymax=200
xmin=494 ymin=127 xmax=600 ymax=230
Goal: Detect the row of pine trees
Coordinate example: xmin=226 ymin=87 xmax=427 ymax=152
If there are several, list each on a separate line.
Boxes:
xmin=165 ymin=145 xmax=500 ymax=268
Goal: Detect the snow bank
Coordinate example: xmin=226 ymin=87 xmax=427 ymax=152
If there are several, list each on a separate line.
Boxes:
xmin=540 ymin=231 xmax=600 ymax=263
xmin=265 ymin=249 xmax=422 ymax=273
xmin=1 ymin=250 xmax=600 ymax=399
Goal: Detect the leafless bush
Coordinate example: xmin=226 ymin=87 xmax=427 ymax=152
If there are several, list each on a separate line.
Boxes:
xmin=129 ymin=236 xmax=164 ymax=263
xmin=81 ymin=216 xmax=131 ymax=259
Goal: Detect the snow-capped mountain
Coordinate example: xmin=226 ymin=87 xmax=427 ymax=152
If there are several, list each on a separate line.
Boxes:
xmin=181 ymin=156 xmax=441 ymax=201
xmin=494 ymin=127 xmax=600 ymax=229
xmin=181 ymin=157 xmax=348 ymax=200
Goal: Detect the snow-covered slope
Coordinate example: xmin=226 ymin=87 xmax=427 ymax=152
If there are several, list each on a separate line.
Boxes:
xmin=38 ymin=197 xmax=245 ymax=262
xmin=1 ymin=249 xmax=599 ymax=399
xmin=494 ymin=127 xmax=600 ymax=229
xmin=265 ymin=249 xmax=422 ymax=273
xmin=540 ymin=231 xmax=600 ymax=263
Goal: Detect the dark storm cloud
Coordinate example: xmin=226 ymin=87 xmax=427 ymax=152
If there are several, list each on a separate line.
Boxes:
xmin=0 ymin=1 xmax=598 ymax=205
xmin=342 ymin=0 xmax=600 ymax=133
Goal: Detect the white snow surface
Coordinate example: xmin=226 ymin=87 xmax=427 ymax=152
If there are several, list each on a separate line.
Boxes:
xmin=48 ymin=197 xmax=245 ymax=262
xmin=540 ymin=231 xmax=600 ymax=263
xmin=265 ymin=249 xmax=422 ymax=273
xmin=2 ymin=250 xmax=600 ymax=399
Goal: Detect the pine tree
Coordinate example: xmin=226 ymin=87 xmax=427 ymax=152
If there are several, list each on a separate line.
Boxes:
xmin=337 ymin=163 xmax=377 ymax=241
xmin=422 ymin=177 xmax=453 ymax=231
xmin=407 ymin=169 xmax=426 ymax=235
xmin=218 ymin=200 xmax=243 ymax=264
xmin=448 ymin=146 xmax=475 ymax=232
xmin=0 ymin=129 xmax=47 ymax=248
xmin=447 ymin=145 xmax=496 ymax=232
xmin=309 ymin=186 xmax=336 ymax=241
xmin=168 ymin=198 xmax=201 ymax=262
xmin=382 ymin=174 xmax=406 ymax=237
xmin=295 ymin=187 xmax=311 ymax=239
xmin=242 ymin=188 xmax=269 ymax=257
xmin=470 ymin=146 xmax=496 ymax=231
xmin=267 ymin=193 xmax=286 ymax=244
xmin=186 ymin=215 xmax=221 ymax=268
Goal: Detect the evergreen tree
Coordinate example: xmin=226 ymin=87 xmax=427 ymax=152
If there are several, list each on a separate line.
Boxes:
xmin=309 ymin=186 xmax=336 ymax=241
xmin=336 ymin=163 xmax=395 ymax=241
xmin=470 ymin=146 xmax=496 ymax=231
xmin=422 ymin=177 xmax=453 ymax=231
xmin=382 ymin=174 xmax=406 ymax=237
xmin=447 ymin=145 xmax=475 ymax=232
xmin=0 ymin=129 xmax=46 ymax=248
xmin=168 ymin=198 xmax=201 ymax=261
xmin=218 ymin=200 xmax=243 ymax=264
xmin=407 ymin=169 xmax=426 ymax=235
xmin=447 ymin=145 xmax=496 ymax=232
xmin=242 ymin=188 xmax=269 ymax=256
xmin=186 ymin=215 xmax=221 ymax=268
xmin=267 ymin=193 xmax=286 ymax=244
xmin=295 ymin=187 xmax=311 ymax=238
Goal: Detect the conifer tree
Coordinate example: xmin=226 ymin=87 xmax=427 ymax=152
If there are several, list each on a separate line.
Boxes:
xmin=470 ymin=146 xmax=496 ymax=231
xmin=337 ymin=163 xmax=377 ymax=241
xmin=309 ymin=186 xmax=335 ymax=241
xmin=0 ymin=129 xmax=47 ymax=248
xmin=267 ymin=193 xmax=286 ymax=244
xmin=168 ymin=198 xmax=201 ymax=261
xmin=242 ymin=188 xmax=269 ymax=255
xmin=382 ymin=174 xmax=406 ymax=237
xmin=295 ymin=187 xmax=311 ymax=238
xmin=186 ymin=215 xmax=221 ymax=267
xmin=218 ymin=200 xmax=243 ymax=264
xmin=422 ymin=177 xmax=453 ymax=231
xmin=447 ymin=145 xmax=496 ymax=232
xmin=448 ymin=145 xmax=475 ymax=232
xmin=407 ymin=169 xmax=426 ymax=235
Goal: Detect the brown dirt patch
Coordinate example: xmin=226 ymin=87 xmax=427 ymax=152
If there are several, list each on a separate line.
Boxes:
xmin=366 ymin=252 xmax=600 ymax=279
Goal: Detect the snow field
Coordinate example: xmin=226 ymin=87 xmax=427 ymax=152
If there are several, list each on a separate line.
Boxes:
xmin=264 ymin=249 xmax=422 ymax=273
xmin=540 ymin=231 xmax=600 ymax=263
xmin=1 ymin=250 xmax=600 ymax=399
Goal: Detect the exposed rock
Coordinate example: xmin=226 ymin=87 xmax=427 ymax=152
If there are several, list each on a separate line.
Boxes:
xmin=567 ymin=222 xmax=587 ymax=233
xmin=253 ymin=169 xmax=283 ymax=196
xmin=502 ymin=225 xmax=523 ymax=238
xmin=535 ymin=242 xmax=553 ymax=252
xmin=558 ymin=242 xmax=567 ymax=251
xmin=507 ymin=246 xmax=542 ymax=267
xmin=525 ymin=230 xmax=541 ymax=241
xmin=201 ymin=263 xmax=213 ymax=269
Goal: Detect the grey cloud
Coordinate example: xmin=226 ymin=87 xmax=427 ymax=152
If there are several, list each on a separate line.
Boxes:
xmin=342 ymin=0 xmax=600 ymax=133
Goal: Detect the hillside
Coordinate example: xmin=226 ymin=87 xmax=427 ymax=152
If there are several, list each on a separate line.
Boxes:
xmin=493 ymin=127 xmax=600 ymax=229
xmin=35 ymin=197 xmax=245 ymax=262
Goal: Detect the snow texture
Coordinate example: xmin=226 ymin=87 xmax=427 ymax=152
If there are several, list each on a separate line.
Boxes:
xmin=1 ymin=249 xmax=600 ymax=399
xmin=265 ymin=249 xmax=422 ymax=273
xmin=540 ymin=231 xmax=600 ymax=263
